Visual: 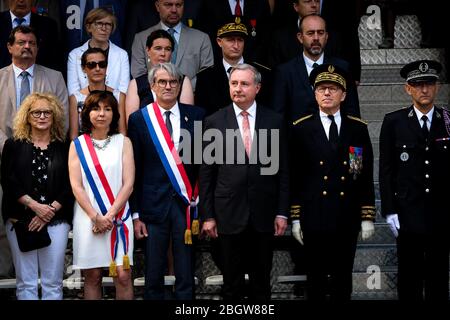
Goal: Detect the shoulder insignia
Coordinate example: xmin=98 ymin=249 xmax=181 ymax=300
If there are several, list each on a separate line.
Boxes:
xmin=293 ymin=114 xmax=313 ymax=126
xmin=347 ymin=115 xmax=368 ymax=125
xmin=251 ymin=61 xmax=271 ymax=71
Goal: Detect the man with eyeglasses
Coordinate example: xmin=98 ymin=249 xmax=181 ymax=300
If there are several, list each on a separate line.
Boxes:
xmin=0 ymin=25 xmax=68 ymax=280
xmin=379 ymin=60 xmax=450 ymax=301
xmin=131 ymin=0 xmax=213 ymax=89
xmin=0 ymin=0 xmax=62 ymax=71
xmin=128 ymin=62 xmax=204 ymax=300
xmin=289 ymin=63 xmax=375 ymax=300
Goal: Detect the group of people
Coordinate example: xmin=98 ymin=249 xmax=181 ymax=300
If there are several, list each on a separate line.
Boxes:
xmin=0 ymin=0 xmax=448 ymax=302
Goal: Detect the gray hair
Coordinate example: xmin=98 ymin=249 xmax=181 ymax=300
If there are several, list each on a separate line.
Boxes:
xmin=229 ymin=63 xmax=262 ymax=84
xmin=148 ymin=62 xmax=183 ymax=85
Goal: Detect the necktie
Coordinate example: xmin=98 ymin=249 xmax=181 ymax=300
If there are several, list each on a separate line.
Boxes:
xmin=421 ymin=115 xmax=429 ymax=139
xmin=14 ymin=17 xmax=26 ymax=27
xmin=328 ymin=114 xmax=338 ymax=150
xmin=19 ymin=71 xmax=30 ymax=106
xmin=167 ymin=28 xmax=178 ymax=64
xmin=235 ymin=0 xmax=242 ymax=16
xmin=241 ymin=110 xmax=252 ymax=157
xmin=312 ymin=62 xmax=319 ymax=69
xmin=164 ymin=111 xmax=173 ymax=138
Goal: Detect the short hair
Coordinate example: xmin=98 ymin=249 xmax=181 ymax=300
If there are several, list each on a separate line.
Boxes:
xmin=80 ymin=91 xmax=120 ymax=135
xmin=146 ymin=29 xmax=175 ymax=50
xmin=229 ymin=63 xmax=262 ymax=85
xmin=81 ymin=47 xmax=108 ymax=68
xmin=13 ymin=93 xmax=66 ymax=142
xmin=84 ymin=7 xmax=117 ymax=34
xmin=148 ymin=62 xmax=183 ymax=86
xmin=299 ymin=13 xmax=327 ymax=33
xmin=7 ymin=25 xmax=38 ymax=46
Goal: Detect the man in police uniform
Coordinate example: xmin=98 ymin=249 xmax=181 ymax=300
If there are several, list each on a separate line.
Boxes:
xmin=290 ymin=63 xmax=375 ymax=300
xmin=379 ymin=59 xmax=450 ymax=300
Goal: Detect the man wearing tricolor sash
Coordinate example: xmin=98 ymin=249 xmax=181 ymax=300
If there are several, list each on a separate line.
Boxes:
xmin=128 ymin=63 xmax=205 ymax=300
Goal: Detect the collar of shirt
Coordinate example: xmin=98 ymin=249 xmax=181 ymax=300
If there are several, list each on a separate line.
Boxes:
xmin=413 ymin=105 xmax=434 ymax=129
xmin=161 ymin=22 xmax=182 ymax=42
xmin=158 ymin=101 xmax=181 ymax=149
xmin=10 ymin=11 xmax=31 ymax=27
xmin=233 ymin=101 xmax=256 ymax=140
xmin=320 ymin=109 xmax=341 ymax=138
xmin=13 ymin=63 xmax=35 ymax=79
xmin=228 ymin=0 xmax=244 ymax=15
xmin=303 ymin=53 xmax=324 ymax=76
xmin=223 ymin=57 xmax=244 ymax=79
xmin=13 ymin=64 xmax=34 ymax=108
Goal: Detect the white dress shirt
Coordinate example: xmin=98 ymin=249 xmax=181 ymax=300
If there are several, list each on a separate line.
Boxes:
xmin=320 ymin=109 xmax=341 ymax=139
xmin=413 ymin=106 xmax=434 ymax=131
xmin=233 ymin=101 xmax=256 ymax=141
xmin=223 ymin=57 xmax=244 ymax=79
xmin=160 ymin=22 xmax=182 ymax=43
xmin=304 ymin=52 xmax=324 ymax=76
xmin=13 ymin=64 xmax=34 ymax=108
xmin=10 ymin=12 xmax=31 ymax=27
xmin=159 ymin=102 xmax=181 ymax=151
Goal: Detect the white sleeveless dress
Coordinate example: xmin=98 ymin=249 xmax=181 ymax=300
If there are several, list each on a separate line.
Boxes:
xmin=72 ymin=134 xmax=134 ymax=269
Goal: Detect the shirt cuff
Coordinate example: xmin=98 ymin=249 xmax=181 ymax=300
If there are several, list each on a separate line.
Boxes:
xmin=276 ymin=215 xmax=288 ymax=220
xmin=132 ymin=212 xmax=139 ymax=220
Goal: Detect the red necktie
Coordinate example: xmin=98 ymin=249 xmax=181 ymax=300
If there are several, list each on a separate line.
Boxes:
xmin=241 ymin=111 xmax=251 ymax=157
xmin=235 ymin=0 xmax=242 ymax=16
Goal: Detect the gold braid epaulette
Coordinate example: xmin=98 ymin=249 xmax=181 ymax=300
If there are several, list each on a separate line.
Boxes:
xmin=361 ymin=205 xmax=376 ymax=221
xmin=290 ymin=205 xmax=301 ymax=219
xmin=347 ymin=115 xmax=368 ymax=125
xmin=293 ymin=114 xmax=313 ymax=126
xmin=251 ymin=61 xmax=271 ymax=71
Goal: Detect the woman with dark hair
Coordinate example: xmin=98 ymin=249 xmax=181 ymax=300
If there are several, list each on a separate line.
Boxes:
xmin=68 ymin=91 xmax=135 ymax=300
xmin=125 ymin=29 xmax=194 ymax=122
xmin=69 ymin=47 xmax=126 ymax=140
xmin=1 ymin=93 xmax=73 ymax=300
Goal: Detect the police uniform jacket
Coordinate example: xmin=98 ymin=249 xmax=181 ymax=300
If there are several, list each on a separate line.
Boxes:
xmin=290 ymin=113 xmax=375 ymax=234
xmin=379 ymin=106 xmax=450 ymax=235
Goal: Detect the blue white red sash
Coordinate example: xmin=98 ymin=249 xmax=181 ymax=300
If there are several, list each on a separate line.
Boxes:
xmin=74 ymin=134 xmax=131 ymax=274
xmin=141 ymin=103 xmax=199 ymax=243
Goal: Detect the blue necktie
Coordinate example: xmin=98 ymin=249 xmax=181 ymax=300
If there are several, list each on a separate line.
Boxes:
xmin=14 ymin=17 xmax=26 ymax=27
xmin=167 ymin=28 xmax=178 ymax=64
xmin=19 ymin=71 xmax=30 ymax=107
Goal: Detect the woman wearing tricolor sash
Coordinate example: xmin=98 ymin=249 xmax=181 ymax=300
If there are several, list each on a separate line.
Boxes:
xmin=68 ymin=91 xmax=135 ymax=300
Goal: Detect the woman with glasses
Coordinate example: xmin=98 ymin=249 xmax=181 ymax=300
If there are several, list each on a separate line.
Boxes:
xmin=67 ymin=7 xmax=130 ymax=98
xmin=69 ymin=91 xmax=134 ymax=300
xmin=69 ymin=48 xmax=126 ymax=140
xmin=1 ymin=93 xmax=73 ymax=300
xmin=125 ymin=29 xmax=194 ymax=123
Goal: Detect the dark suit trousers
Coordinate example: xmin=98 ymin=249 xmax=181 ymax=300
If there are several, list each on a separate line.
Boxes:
xmin=219 ymin=227 xmax=273 ymax=301
xmin=144 ymin=199 xmax=194 ymax=300
xmin=397 ymin=230 xmax=450 ymax=301
xmin=303 ymin=231 xmax=358 ymax=301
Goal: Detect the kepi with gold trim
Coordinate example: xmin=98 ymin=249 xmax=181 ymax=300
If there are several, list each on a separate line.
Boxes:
xmin=309 ymin=63 xmax=348 ymax=91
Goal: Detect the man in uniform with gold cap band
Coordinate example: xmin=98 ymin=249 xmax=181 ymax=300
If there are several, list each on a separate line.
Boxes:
xmin=290 ymin=63 xmax=375 ymax=300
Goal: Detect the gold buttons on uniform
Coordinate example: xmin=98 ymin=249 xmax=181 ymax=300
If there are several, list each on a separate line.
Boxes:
xmin=323 ymin=176 xmax=328 ymax=180
xmin=343 ymin=161 xmax=347 ymax=165
xmin=341 ymin=176 xmax=345 ymax=181
xmin=340 ymin=192 xmax=345 ymax=196
xmin=425 ymin=188 xmax=430 ymax=193
xmin=425 ymin=160 xmax=429 ymax=165
xmin=322 ymin=191 xmax=327 ymax=196
xmin=320 ymin=161 xmax=324 ymax=165
xmin=425 ymin=174 xmax=429 ymax=178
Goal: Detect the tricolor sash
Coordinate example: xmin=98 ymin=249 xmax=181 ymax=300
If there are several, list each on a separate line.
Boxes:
xmin=141 ymin=103 xmax=199 ymax=244
xmin=74 ymin=134 xmax=131 ymax=276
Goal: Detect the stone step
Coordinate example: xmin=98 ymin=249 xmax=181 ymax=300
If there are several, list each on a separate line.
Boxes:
xmin=360 ymin=48 xmax=445 ymax=66
xmin=353 ymin=245 xmax=398 ymax=272
xmin=352 ymin=270 xmax=398 ymax=300
xmin=361 ymin=103 xmax=407 ymax=121
xmin=358 ymin=84 xmax=450 ymax=103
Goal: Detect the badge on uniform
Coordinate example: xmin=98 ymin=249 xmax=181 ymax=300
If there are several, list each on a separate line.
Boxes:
xmin=349 ymin=146 xmax=363 ymax=179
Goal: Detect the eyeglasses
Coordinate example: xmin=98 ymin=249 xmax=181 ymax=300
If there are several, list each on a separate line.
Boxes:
xmin=155 ymin=79 xmax=179 ymax=88
xmin=85 ymin=60 xmax=108 ymax=69
xmin=315 ymin=85 xmax=341 ymax=94
xmin=93 ymin=21 xmax=113 ymax=30
xmin=30 ymin=110 xmax=52 ymax=118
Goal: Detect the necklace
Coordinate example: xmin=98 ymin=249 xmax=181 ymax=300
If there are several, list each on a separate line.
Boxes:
xmin=90 ymin=134 xmax=111 ymax=151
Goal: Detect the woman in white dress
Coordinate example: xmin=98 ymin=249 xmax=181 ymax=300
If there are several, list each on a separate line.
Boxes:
xmin=68 ymin=91 xmax=134 ymax=300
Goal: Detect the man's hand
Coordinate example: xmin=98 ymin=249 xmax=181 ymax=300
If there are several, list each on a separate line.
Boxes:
xmin=361 ymin=220 xmax=375 ymax=240
xmin=386 ymin=214 xmax=400 ymax=238
xmin=274 ymin=217 xmax=287 ymax=236
xmin=291 ymin=220 xmax=304 ymax=245
xmin=201 ymin=219 xmax=218 ymax=238
xmin=133 ymin=219 xmax=148 ymax=240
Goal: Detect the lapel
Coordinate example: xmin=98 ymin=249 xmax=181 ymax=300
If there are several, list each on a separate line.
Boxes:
xmin=7 ymin=65 xmax=16 ymax=110
xmin=176 ymin=24 xmax=188 ymax=64
xmin=406 ymin=106 xmax=426 ymax=142
xmin=179 ymin=103 xmax=191 ymax=133
xmin=32 ymin=64 xmax=41 ymax=91
xmin=429 ymin=107 xmax=444 ymax=141
xmin=296 ymin=56 xmax=314 ymax=99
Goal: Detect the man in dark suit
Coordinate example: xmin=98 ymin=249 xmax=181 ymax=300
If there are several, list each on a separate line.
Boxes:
xmin=199 ymin=63 xmax=289 ymax=300
xmin=289 ymin=63 xmax=375 ymax=300
xmin=128 ymin=62 xmax=204 ymax=300
xmin=0 ymin=0 xmax=62 ymax=71
xmin=379 ymin=60 xmax=450 ymax=301
xmin=195 ymin=20 xmax=272 ymax=116
xmin=271 ymin=14 xmax=360 ymax=124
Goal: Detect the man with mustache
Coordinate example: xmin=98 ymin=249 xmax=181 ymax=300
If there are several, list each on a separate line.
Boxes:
xmin=271 ymin=14 xmax=360 ymax=125
xmin=0 ymin=25 xmax=68 ymax=279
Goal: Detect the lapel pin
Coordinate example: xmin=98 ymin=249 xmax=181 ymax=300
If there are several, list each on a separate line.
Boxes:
xmin=185 ymin=116 xmax=188 ymax=122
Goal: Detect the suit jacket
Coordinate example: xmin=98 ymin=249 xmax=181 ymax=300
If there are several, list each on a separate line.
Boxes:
xmin=290 ymin=113 xmax=375 ymax=233
xmin=196 ymin=0 xmax=272 ymax=65
xmin=379 ymin=106 xmax=450 ymax=234
xmin=127 ymin=103 xmax=205 ymax=224
xmin=0 ymin=11 xmax=62 ymax=72
xmin=67 ymin=40 xmax=130 ymax=95
xmin=130 ymin=21 xmax=214 ymax=87
xmin=1 ymin=139 xmax=73 ymax=223
xmin=271 ymin=55 xmax=360 ymax=124
xmin=0 ymin=64 xmax=69 ymax=152
xmin=199 ymin=104 xmax=290 ymax=235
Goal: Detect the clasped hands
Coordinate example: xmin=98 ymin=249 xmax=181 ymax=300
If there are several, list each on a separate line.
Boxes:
xmin=92 ymin=212 xmax=114 ymax=234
